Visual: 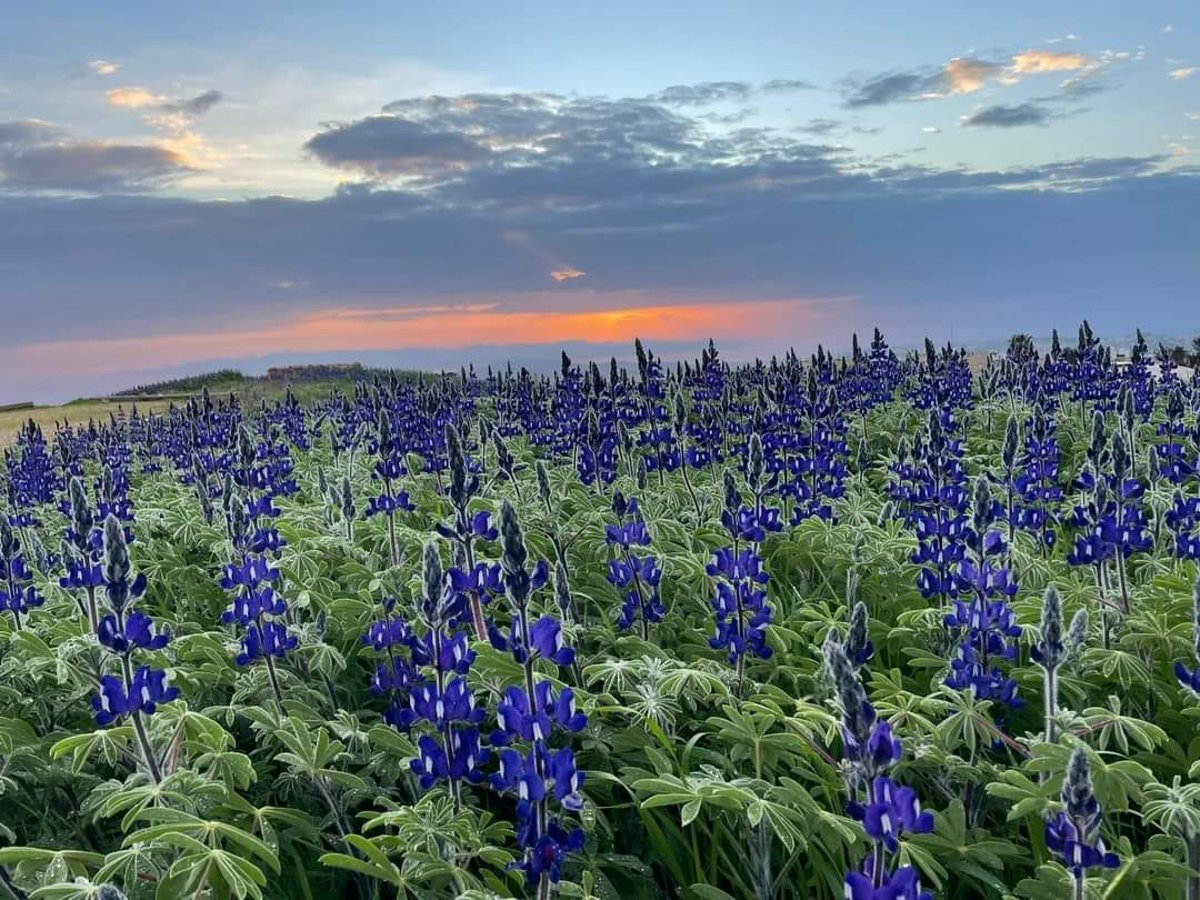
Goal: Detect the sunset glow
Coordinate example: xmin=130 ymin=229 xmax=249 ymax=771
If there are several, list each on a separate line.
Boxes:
xmin=13 ymin=297 xmax=850 ymax=377
xmin=0 ymin=2 xmax=1195 ymax=401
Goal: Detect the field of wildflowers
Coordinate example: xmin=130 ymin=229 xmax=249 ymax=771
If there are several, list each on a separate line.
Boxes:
xmin=1 ymin=323 xmax=1199 ymax=899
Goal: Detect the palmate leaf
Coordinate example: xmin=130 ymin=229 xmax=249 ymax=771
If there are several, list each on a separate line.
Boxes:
xmin=123 ymin=807 xmax=280 ymax=876
xmin=1079 ymin=646 xmax=1151 ymax=691
xmin=1080 ymin=695 xmax=1168 ymax=755
xmin=154 ymin=841 xmax=268 ymax=900
xmin=911 ymin=799 xmax=1024 ymax=896
xmin=50 ymin=726 xmax=135 ymax=775
xmin=1142 ymin=776 xmax=1200 ymax=841
xmin=0 ymin=847 xmax=105 ymax=879
xmin=100 ymin=769 xmax=228 ymax=831
xmin=984 ymin=768 xmax=1058 ymax=821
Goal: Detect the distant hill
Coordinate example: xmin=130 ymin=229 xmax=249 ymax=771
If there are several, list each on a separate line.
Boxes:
xmin=110 ymin=369 xmax=249 ymax=397
xmin=107 ymin=362 xmax=442 ymax=402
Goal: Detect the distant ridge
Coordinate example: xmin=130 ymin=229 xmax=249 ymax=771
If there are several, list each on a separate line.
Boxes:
xmin=107 ymin=362 xmax=431 ymax=400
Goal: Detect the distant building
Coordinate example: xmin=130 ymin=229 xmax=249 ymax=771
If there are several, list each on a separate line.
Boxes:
xmin=1111 ymin=356 xmax=1194 ymax=384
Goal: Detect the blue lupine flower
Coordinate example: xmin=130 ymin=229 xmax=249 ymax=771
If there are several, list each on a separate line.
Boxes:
xmin=527 ymin=819 xmax=587 ymax=885
xmin=89 ymin=515 xmax=178 ymax=787
xmin=236 ymin=620 xmax=298 ymax=665
xmin=844 ymin=862 xmax=933 ymax=900
xmin=605 ymin=493 xmax=666 ymax=637
xmin=1046 ymin=746 xmax=1120 ymax=886
xmin=492 ymin=500 xmax=587 ymax=888
xmin=220 ymin=482 xmax=296 ymax=706
xmin=377 ymin=541 xmax=491 ymax=805
xmin=826 ymin=632 xmax=934 ymax=900
xmin=0 ymin=519 xmax=44 ymax=629
xmin=860 ymin=776 xmax=935 ymax=853
xmin=1175 ymin=577 xmax=1200 ymax=693
xmin=97 ymin=610 xmax=169 ymax=653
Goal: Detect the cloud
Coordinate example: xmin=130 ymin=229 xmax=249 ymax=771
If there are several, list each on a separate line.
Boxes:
xmin=1171 ymin=67 xmax=1198 ymax=80
xmin=305 ymin=114 xmax=490 ymax=177
xmin=760 ymin=78 xmax=816 ymax=94
xmin=550 ymin=268 xmax=585 ymax=282
xmin=0 ymin=119 xmax=62 ymax=146
xmin=842 ymin=47 xmax=1110 ymax=107
xmin=310 ymin=91 xmax=830 ymax=195
xmin=1010 ymin=49 xmax=1093 ymax=75
xmin=647 ymin=82 xmax=753 ymax=106
xmin=159 ymin=89 xmax=223 ymax=117
xmin=0 ymin=118 xmax=191 ymax=192
xmin=1187 ymin=112 xmax=1200 ymax=122
xmin=1 ymin=143 xmax=188 ymax=192
xmin=88 ymin=60 xmax=119 ymax=76
xmin=645 ymin=79 xmax=813 ymax=106
xmin=796 ymin=118 xmax=841 ymax=135
xmin=960 ymin=102 xmax=1055 ymax=128
xmin=842 ymin=71 xmax=933 ymax=107
xmin=108 ymin=87 xmax=223 ymax=120
xmin=842 ymin=57 xmax=1004 ymax=107
xmin=1163 ymin=24 xmax=1174 ymax=34
xmin=942 ymin=57 xmax=1004 ymax=94
xmin=106 ymin=87 xmax=162 ymax=108
xmin=921 ymin=126 xmax=941 ymax=133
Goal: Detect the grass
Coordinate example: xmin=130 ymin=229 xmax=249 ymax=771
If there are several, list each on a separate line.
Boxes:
xmin=0 ymin=400 xmax=173 ymax=447
xmin=0 ymin=365 xmax=437 ymax=447
xmin=0 ymin=378 xmax=364 ymax=447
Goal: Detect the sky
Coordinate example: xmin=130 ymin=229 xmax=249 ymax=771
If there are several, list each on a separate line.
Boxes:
xmin=1 ymin=1 xmax=1198 ymax=401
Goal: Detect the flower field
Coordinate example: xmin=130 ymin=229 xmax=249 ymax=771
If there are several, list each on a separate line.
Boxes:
xmin=2 ymin=324 xmax=1199 ymax=900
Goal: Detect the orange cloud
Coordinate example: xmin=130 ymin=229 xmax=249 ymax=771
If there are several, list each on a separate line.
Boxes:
xmin=502 ymin=229 xmax=586 ymax=284
xmin=13 ymin=297 xmax=850 ymax=376
xmin=106 ymin=87 xmax=162 ymax=108
xmin=88 ymin=60 xmax=120 ymax=76
xmin=941 ymin=58 xmax=1001 ymax=95
xmin=1010 ymin=49 xmax=1093 ymax=74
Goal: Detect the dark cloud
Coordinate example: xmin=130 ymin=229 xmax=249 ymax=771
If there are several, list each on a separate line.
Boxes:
xmin=961 ymin=102 xmax=1055 ymax=128
xmin=305 ymin=115 xmax=489 ymax=177
xmin=0 ymin=120 xmax=63 ymax=145
xmin=795 ymin=118 xmax=841 ymax=135
xmin=760 ymin=78 xmax=817 ymax=93
xmin=643 ymin=78 xmax=813 ymax=106
xmin=842 ymin=71 xmax=936 ymax=108
xmin=0 ymin=147 xmax=1191 ymax=354
xmin=160 ymin=89 xmax=223 ymax=117
xmin=700 ymin=108 xmax=757 ymax=125
xmin=646 ymin=81 xmax=754 ymax=106
xmin=0 ymin=119 xmax=190 ymax=192
xmin=305 ymin=92 xmax=855 ymax=206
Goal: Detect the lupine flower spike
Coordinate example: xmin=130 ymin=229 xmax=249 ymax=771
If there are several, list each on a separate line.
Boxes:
xmin=825 ymin=640 xmax=933 ymax=900
xmin=1032 ymin=585 xmax=1087 ymax=742
xmin=491 ymin=501 xmax=586 ymax=895
xmin=1046 ymin=746 xmax=1119 ymax=898
xmin=93 ymin=514 xmax=177 ymax=784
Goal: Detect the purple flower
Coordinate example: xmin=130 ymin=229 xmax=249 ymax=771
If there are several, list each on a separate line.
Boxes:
xmin=844 ymin=864 xmax=932 ymax=900
xmin=857 ymin=776 xmax=934 ymax=852
xmin=97 ymin=610 xmax=169 ymax=653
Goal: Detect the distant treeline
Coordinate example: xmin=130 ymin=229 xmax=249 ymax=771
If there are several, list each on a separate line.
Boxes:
xmin=264 ymin=363 xmax=367 ymax=382
xmin=109 ymin=363 xmax=441 ymax=399
xmin=110 ymin=369 xmax=248 ymax=397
